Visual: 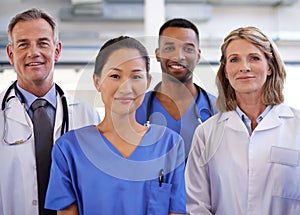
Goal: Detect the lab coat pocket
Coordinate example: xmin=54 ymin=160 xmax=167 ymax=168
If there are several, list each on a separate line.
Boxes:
xmin=147 ymin=181 xmax=172 ymax=215
xmin=270 ymin=146 xmax=299 ymax=167
xmin=270 ymin=146 xmax=300 ymax=214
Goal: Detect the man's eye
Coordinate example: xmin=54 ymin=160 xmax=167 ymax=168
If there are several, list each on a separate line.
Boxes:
xmin=163 ymin=46 xmax=174 ymax=52
xmin=40 ymin=42 xmax=50 ymax=47
xmin=17 ymin=43 xmax=27 ymax=48
xmin=184 ymin=47 xmax=195 ymax=53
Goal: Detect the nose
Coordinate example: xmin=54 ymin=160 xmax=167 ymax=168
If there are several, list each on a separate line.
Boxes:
xmin=118 ymin=79 xmax=133 ymax=94
xmin=171 ymin=47 xmax=185 ymax=61
xmin=239 ymin=59 xmax=250 ymax=72
xmin=27 ymin=43 xmax=40 ymax=58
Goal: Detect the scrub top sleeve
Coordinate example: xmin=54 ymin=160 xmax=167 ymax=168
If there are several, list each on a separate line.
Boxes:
xmin=45 ymin=139 xmax=77 ymax=210
xmin=185 ymin=126 xmax=213 ymax=215
xmin=169 ymin=137 xmax=186 ymax=214
xmin=169 ymin=162 xmax=186 ymax=214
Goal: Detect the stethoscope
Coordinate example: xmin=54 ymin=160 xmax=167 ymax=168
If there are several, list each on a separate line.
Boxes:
xmin=145 ymin=82 xmax=215 ymax=126
xmin=1 ymin=80 xmax=69 ymax=145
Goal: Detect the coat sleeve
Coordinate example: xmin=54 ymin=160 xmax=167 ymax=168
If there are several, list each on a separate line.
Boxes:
xmin=185 ymin=125 xmax=213 ymax=215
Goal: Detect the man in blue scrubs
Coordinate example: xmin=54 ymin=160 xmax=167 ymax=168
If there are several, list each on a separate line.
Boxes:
xmin=136 ymin=18 xmax=217 ymax=157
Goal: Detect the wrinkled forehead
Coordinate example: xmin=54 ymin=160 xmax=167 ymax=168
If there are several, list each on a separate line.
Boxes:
xmin=10 ymin=19 xmax=55 ymax=41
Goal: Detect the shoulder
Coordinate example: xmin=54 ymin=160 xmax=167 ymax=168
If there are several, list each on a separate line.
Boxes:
xmin=150 ymin=124 xmax=182 ymax=137
xmin=55 ymin=125 xmax=95 ymax=148
xmin=194 ymin=111 xmax=234 ymax=135
xmin=273 ymin=103 xmax=300 ymax=119
xmin=148 ymin=124 xmax=184 ymax=147
xmin=64 ymin=92 xmax=93 ymax=109
xmin=64 ymin=92 xmax=100 ymax=118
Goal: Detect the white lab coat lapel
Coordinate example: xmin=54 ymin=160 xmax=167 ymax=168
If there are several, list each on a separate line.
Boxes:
xmin=220 ymin=111 xmax=247 ymax=132
xmin=53 ymin=93 xmax=79 ymax=141
xmin=54 ymin=93 xmax=63 ymax=140
xmin=255 ymin=103 xmax=294 ymax=132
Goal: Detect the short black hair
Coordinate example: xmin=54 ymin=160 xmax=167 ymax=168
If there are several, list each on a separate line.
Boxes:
xmin=158 ymin=18 xmax=199 ymax=44
xmin=94 ymin=36 xmax=150 ymax=77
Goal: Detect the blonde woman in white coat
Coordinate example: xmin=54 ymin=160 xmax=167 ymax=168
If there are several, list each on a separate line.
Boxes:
xmin=185 ymin=26 xmax=300 ymax=215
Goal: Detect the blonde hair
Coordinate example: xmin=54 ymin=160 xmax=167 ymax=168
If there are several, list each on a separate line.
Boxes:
xmin=216 ymin=26 xmax=286 ymax=112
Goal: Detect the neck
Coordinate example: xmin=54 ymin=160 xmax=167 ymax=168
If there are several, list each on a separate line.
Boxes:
xmin=18 ymin=81 xmax=53 ymax=97
xmin=237 ymin=93 xmax=267 ymax=121
xmin=158 ymin=79 xmax=197 ymax=101
xmin=99 ymin=111 xmax=147 ymax=143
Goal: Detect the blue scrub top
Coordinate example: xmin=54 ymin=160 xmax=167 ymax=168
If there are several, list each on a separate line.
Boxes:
xmin=45 ymin=125 xmax=186 ymax=215
xmin=136 ymin=89 xmax=217 ymax=157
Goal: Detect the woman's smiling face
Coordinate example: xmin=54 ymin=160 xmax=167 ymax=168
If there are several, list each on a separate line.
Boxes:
xmin=224 ymin=39 xmax=272 ymax=98
xmin=95 ymin=48 xmax=150 ymax=116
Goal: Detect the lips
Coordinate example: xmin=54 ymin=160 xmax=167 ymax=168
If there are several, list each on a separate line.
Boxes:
xmin=168 ymin=62 xmax=186 ymax=70
xmin=25 ymin=62 xmax=44 ymax=67
xmin=237 ymin=76 xmax=255 ymax=80
xmin=115 ymin=97 xmax=134 ymax=104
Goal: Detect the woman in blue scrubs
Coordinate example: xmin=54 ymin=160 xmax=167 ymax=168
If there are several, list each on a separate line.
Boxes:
xmin=45 ymin=36 xmax=186 ymax=215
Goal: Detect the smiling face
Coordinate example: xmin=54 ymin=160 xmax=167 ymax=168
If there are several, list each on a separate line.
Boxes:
xmin=224 ymin=39 xmax=272 ymax=99
xmin=155 ymin=27 xmax=200 ymax=83
xmin=94 ymin=48 xmax=150 ymax=116
xmin=6 ymin=18 xmax=61 ymax=92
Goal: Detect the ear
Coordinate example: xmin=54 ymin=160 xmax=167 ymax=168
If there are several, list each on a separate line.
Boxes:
xmin=155 ymin=48 xmax=161 ymax=62
xmin=267 ymin=66 xmax=272 ymax=76
xmin=6 ymin=44 xmax=14 ymax=65
xmin=54 ymin=41 xmax=62 ymax=62
xmin=147 ymin=74 xmax=152 ymax=90
xmin=196 ymin=48 xmax=201 ymax=64
xmin=93 ymin=74 xmax=102 ymax=92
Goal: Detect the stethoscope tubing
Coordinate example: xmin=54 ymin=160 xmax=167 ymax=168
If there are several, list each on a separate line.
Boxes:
xmin=1 ymin=81 xmax=69 ymax=137
xmin=146 ymin=82 xmax=215 ymax=125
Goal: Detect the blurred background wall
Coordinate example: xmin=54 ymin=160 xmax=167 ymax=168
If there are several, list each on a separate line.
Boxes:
xmin=1 ymin=0 xmax=300 ymax=116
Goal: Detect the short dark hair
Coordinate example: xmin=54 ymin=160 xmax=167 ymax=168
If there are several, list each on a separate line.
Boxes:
xmin=94 ymin=36 xmax=150 ymax=77
xmin=8 ymin=8 xmax=58 ymax=43
xmin=158 ymin=18 xmax=199 ymax=44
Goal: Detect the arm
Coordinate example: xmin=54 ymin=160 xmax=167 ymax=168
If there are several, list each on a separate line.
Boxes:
xmin=185 ymin=126 xmax=213 ymax=215
xmin=58 ymin=204 xmax=78 ymax=215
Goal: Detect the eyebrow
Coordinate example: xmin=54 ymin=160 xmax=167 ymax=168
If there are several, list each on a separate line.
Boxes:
xmin=227 ymin=52 xmax=263 ymax=57
xmin=163 ymin=41 xmax=195 ymax=47
xmin=109 ymin=67 xmax=144 ymax=73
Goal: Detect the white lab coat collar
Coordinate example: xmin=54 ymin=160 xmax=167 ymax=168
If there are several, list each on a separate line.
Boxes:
xmin=4 ymin=88 xmax=81 ymax=141
xmin=218 ymin=103 xmax=294 ymax=133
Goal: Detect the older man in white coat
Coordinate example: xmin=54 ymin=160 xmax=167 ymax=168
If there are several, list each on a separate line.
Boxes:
xmin=0 ymin=8 xmax=100 ymax=215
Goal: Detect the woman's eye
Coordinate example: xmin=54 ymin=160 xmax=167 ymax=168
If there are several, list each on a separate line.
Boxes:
xmin=110 ymin=74 xmax=120 ymax=79
xmin=132 ymin=75 xmax=143 ymax=80
xmin=229 ymin=57 xmax=238 ymax=63
xmin=250 ymin=56 xmax=260 ymax=61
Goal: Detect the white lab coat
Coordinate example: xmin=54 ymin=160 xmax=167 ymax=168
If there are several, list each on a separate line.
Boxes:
xmin=0 ymin=87 xmax=100 ymax=215
xmin=185 ymin=103 xmax=300 ymax=215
